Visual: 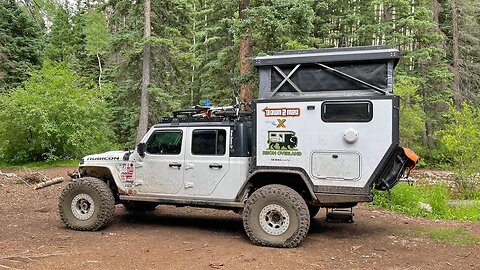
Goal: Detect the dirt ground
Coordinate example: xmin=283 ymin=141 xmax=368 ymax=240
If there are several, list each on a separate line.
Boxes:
xmin=0 ymin=167 xmax=479 ymax=270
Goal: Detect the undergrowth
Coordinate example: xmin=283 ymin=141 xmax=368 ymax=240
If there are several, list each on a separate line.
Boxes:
xmin=371 ymin=183 xmax=480 ymax=221
xmin=0 ymin=159 xmax=78 ymax=169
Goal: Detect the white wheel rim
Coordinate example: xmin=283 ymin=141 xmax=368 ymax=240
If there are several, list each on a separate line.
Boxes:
xmin=71 ymin=194 xmax=95 ymax=220
xmin=259 ymin=204 xmax=290 ymax=236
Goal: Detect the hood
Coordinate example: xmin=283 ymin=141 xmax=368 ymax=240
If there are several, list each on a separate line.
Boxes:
xmin=81 ymin=151 xmax=129 ymax=165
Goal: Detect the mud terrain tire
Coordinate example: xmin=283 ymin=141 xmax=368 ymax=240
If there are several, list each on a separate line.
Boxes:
xmin=59 ymin=177 xmax=115 ymax=231
xmin=243 ymin=184 xmax=310 ymax=248
xmin=122 ymin=202 xmax=158 ymax=213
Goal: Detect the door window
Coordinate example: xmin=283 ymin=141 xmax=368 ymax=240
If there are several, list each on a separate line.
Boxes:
xmin=146 ymin=131 xmax=183 ymax=155
xmin=191 ymin=129 xmax=226 ymax=156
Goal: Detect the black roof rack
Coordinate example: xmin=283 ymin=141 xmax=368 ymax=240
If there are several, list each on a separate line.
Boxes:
xmin=253 ymin=45 xmax=400 ymax=67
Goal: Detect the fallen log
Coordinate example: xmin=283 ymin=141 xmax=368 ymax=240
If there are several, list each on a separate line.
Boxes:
xmin=0 ymin=171 xmax=17 ymax=178
xmin=32 ymin=177 xmax=64 ymax=190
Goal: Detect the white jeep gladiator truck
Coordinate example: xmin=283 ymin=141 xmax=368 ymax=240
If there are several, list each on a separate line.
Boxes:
xmin=59 ymin=46 xmax=418 ymax=248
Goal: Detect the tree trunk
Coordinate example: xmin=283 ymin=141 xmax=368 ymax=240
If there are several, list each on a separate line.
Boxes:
xmin=135 ymin=0 xmax=151 ymax=144
xmin=96 ymin=53 xmax=102 ymax=90
xmin=239 ymin=0 xmax=253 ymax=109
xmin=451 ymin=0 xmax=462 ymax=108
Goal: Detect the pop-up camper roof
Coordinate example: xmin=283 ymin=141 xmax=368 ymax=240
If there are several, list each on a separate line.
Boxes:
xmin=253 ymin=46 xmax=400 ymax=99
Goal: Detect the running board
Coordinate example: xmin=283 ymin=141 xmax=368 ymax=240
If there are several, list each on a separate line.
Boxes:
xmin=119 ymin=195 xmax=244 ymax=209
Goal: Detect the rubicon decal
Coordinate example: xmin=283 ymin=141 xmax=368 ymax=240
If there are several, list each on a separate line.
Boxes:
xmin=86 ymin=156 xmax=120 ymax=161
xmin=262 ymin=107 xmax=300 ymax=117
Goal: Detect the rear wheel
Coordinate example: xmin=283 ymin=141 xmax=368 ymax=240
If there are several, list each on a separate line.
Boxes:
xmin=59 ymin=177 xmax=115 ymax=231
xmin=243 ymin=184 xmax=310 ymax=248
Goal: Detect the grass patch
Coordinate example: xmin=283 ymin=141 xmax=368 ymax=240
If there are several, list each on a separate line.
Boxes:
xmin=0 ymin=159 xmax=78 ymax=169
xmin=420 ymin=227 xmax=479 ymax=246
xmin=371 ymin=183 xmax=480 ymax=221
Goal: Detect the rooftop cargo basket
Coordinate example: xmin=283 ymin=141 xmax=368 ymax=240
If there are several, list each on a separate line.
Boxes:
xmin=253 ymin=45 xmax=400 ymax=99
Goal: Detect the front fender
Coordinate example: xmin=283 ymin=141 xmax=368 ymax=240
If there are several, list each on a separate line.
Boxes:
xmin=79 ymin=165 xmax=127 ymax=194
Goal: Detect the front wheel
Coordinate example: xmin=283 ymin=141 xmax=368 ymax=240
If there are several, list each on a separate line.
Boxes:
xmin=58 ymin=177 xmax=115 ymax=231
xmin=242 ymin=184 xmax=310 ymax=248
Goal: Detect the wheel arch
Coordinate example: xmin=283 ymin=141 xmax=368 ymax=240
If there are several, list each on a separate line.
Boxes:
xmin=238 ymin=169 xmax=319 ymax=205
xmin=79 ymin=166 xmax=125 ymax=198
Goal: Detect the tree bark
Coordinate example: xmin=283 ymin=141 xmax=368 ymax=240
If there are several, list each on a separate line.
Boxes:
xmin=451 ymin=0 xmax=462 ymax=108
xmin=136 ymin=0 xmax=151 ymax=144
xmin=239 ymin=0 xmax=253 ymax=109
xmin=96 ymin=53 xmax=102 ymax=90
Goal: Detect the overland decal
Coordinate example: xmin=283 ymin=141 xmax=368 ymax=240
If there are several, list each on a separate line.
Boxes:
xmin=262 ymin=107 xmax=300 ymax=117
xmin=262 ymin=130 xmax=302 ymax=156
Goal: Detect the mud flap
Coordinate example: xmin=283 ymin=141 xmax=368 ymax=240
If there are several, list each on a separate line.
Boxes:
xmin=374 ymin=147 xmax=419 ymax=191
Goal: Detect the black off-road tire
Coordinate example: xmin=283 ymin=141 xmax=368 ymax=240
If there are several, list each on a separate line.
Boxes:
xmin=242 ymin=184 xmax=310 ymax=248
xmin=122 ymin=202 xmax=158 ymax=213
xmin=58 ymin=177 xmax=115 ymax=231
xmin=308 ymin=205 xmax=321 ymax=219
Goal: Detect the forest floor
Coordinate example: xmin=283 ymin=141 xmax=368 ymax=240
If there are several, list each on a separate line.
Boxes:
xmin=0 ymin=167 xmax=479 ymax=270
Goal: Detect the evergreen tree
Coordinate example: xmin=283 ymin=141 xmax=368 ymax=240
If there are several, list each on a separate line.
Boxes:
xmin=106 ymin=0 xmax=194 ymax=145
xmin=44 ymin=6 xmax=75 ymax=62
xmin=0 ymin=0 xmax=44 ymax=90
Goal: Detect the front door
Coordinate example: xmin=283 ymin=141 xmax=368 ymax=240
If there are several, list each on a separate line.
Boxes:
xmin=184 ymin=128 xmax=230 ymax=196
xmin=136 ymin=128 xmax=185 ymax=194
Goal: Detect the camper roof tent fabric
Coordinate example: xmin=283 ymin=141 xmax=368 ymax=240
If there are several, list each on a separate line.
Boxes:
xmin=253 ymin=46 xmax=401 ymax=99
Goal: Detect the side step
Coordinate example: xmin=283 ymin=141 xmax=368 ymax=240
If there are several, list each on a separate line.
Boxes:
xmin=325 ymin=208 xmax=354 ymax=223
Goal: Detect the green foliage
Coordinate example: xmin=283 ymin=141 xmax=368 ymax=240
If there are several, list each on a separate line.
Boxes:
xmin=238 ymin=0 xmax=314 ymax=53
xmin=396 ymin=75 xmax=426 ymax=156
xmin=0 ymin=62 xmax=117 ymax=163
xmin=372 ymin=183 xmax=480 ymax=221
xmin=44 ymin=6 xmax=75 ymax=62
xmin=84 ymin=11 xmax=109 ymax=56
xmin=106 ymin=0 xmax=193 ymax=145
xmin=438 ymin=103 xmax=480 ymax=197
xmin=0 ymin=0 xmax=44 ymax=89
xmin=0 ymin=159 xmax=78 ymax=169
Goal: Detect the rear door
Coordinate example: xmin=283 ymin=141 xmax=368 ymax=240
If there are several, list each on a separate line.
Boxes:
xmin=184 ymin=127 xmax=230 ymax=196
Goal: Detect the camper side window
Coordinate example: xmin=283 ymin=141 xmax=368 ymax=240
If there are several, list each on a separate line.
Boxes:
xmin=321 ymin=101 xmax=372 ymax=122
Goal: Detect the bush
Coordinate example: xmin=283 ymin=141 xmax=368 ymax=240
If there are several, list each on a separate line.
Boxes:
xmin=438 ymin=103 xmax=480 ymax=199
xmin=395 ymin=75 xmax=427 ymax=160
xmin=0 ymin=61 xmax=117 ymax=163
xmin=371 ymin=183 xmax=480 ymax=221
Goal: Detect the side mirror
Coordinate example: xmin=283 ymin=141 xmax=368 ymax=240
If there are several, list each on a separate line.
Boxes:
xmin=137 ymin=142 xmax=146 ymax=157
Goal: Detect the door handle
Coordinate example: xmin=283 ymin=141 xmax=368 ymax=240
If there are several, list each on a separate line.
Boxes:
xmin=169 ymin=163 xmax=182 ymax=169
xmin=209 ymin=163 xmax=223 ymax=169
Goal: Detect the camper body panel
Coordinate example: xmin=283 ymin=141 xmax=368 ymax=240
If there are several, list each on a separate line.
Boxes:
xmin=255 ymin=96 xmax=395 ymax=190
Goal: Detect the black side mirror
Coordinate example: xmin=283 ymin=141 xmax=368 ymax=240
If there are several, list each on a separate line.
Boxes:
xmin=137 ymin=142 xmax=146 ymax=157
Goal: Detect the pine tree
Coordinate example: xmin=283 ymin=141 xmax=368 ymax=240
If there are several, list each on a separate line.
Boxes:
xmin=0 ymin=0 xmax=44 ymax=90
xmin=106 ymin=0 xmax=194 ymax=145
xmin=44 ymin=6 xmax=75 ymax=62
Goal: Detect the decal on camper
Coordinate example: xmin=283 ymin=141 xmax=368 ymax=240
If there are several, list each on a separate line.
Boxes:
xmin=262 ymin=130 xmax=302 ymax=157
xmin=262 ymin=107 xmax=300 ymax=118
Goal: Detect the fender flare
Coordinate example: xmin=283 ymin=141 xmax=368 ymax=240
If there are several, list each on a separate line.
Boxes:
xmin=236 ymin=168 xmax=319 ymax=203
xmin=79 ymin=165 xmax=126 ymax=194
